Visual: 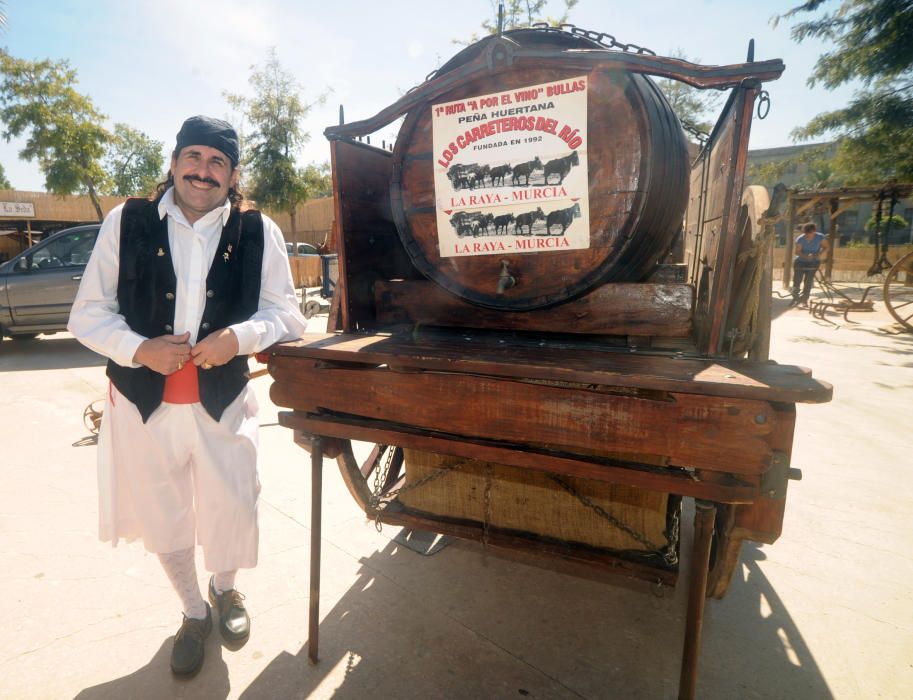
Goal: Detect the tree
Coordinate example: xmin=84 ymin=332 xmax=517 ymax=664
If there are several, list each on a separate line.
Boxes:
xmin=0 ymin=162 xmax=10 ymax=189
xmin=748 ymin=142 xmax=839 ymax=189
xmin=300 ymin=162 xmax=332 ymax=199
xmin=654 ymin=50 xmax=722 ymax=136
xmin=773 ymin=0 xmax=913 ymax=184
xmin=104 ymin=123 xmax=164 ymax=197
xmin=225 ymin=48 xmax=328 ymax=235
xmin=0 ymin=50 xmax=110 ymax=219
xmin=459 ymin=0 xmax=579 ymax=44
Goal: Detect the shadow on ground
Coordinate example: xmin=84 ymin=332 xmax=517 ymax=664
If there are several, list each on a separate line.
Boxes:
xmin=74 ymin=638 xmax=231 ymax=700
xmin=237 ymin=540 xmax=832 ymax=699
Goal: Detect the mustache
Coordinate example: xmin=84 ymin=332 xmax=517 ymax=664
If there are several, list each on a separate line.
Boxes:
xmin=183 ymin=174 xmax=221 ymax=187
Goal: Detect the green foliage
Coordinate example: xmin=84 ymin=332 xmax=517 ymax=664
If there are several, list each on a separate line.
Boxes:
xmin=104 ymin=123 xmax=164 ymax=197
xmin=0 ymin=162 xmax=10 ymax=189
xmin=0 ymin=49 xmax=109 ymax=219
xmin=774 ymin=0 xmax=913 ymax=183
xmin=747 ymin=143 xmax=839 ymax=188
xmin=225 ymin=48 xmax=328 ymax=225
xmin=654 ymin=50 xmax=721 ymax=135
xmin=300 ymin=162 xmax=332 ymax=199
xmin=864 ymin=213 xmax=908 ymax=232
xmin=459 ymin=0 xmax=578 ymax=44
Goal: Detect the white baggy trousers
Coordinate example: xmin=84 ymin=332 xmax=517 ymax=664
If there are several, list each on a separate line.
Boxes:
xmin=97 ymin=380 xmax=261 ymax=573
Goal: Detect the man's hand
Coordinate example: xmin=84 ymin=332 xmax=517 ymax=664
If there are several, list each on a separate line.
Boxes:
xmin=133 ymin=332 xmax=192 ymax=375
xmin=190 ymin=328 xmax=239 ymax=369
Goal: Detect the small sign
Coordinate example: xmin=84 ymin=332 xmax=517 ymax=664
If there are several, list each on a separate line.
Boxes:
xmin=432 ymin=76 xmax=589 ymax=258
xmin=0 ymin=201 xmax=36 ymax=217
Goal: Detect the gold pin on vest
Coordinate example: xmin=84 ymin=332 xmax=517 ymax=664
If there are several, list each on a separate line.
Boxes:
xmin=157 ymin=248 xmax=165 ymax=257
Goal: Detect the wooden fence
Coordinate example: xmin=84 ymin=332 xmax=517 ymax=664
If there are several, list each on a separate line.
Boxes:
xmin=774 ymin=244 xmax=913 ymax=282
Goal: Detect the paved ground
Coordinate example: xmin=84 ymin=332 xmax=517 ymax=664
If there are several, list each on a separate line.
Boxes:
xmin=1 ymin=286 xmax=911 ymax=699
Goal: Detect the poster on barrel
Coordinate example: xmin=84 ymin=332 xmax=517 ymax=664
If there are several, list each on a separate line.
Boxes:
xmin=432 ymin=75 xmax=590 ymax=259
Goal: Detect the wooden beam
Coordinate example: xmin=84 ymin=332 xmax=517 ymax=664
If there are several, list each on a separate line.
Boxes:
xmin=375 ymin=280 xmax=693 ymax=337
xmin=279 ymin=411 xmax=760 ymax=503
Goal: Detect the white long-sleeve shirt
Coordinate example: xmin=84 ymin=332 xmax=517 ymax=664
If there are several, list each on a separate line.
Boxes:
xmin=68 ymin=188 xmax=307 ymax=366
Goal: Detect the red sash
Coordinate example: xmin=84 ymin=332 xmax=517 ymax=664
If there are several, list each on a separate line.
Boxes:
xmin=162 ymin=362 xmax=200 ymax=404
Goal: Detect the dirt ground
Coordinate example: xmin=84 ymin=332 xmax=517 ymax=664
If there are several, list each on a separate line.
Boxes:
xmin=0 ymin=283 xmax=910 ymax=699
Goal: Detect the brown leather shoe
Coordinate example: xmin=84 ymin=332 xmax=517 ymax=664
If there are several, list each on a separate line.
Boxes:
xmin=208 ymin=576 xmax=250 ymax=642
xmin=170 ymin=603 xmax=212 ymax=676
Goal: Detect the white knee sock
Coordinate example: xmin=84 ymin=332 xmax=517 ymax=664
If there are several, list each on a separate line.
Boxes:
xmin=158 ymin=547 xmax=207 ymax=619
xmin=213 ymin=570 xmax=237 ymax=594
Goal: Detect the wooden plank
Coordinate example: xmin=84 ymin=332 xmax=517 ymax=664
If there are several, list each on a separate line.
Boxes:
xmin=374 ymin=280 xmax=693 ymax=336
xmin=684 ymin=85 xmax=757 ymax=355
xmin=270 ymin=359 xmax=783 ymax=475
xmin=731 ymin=404 xmax=797 ymax=544
xmin=325 ymin=50 xmax=784 ymax=141
xmin=707 ymin=85 xmax=758 ymax=355
xmin=279 ymin=411 xmax=759 ymax=503
xmin=705 ymin=404 xmax=798 ymax=598
xmin=267 ymin=330 xmax=832 ymax=404
xmin=331 ymin=139 xmax=416 ymax=331
xmin=329 ymin=141 xmax=352 ymax=331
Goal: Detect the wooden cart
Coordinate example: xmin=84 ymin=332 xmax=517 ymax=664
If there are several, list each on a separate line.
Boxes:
xmin=266 ymin=26 xmax=831 ymax=699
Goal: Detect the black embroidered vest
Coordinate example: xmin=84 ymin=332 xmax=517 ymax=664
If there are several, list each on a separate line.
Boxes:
xmin=106 ymin=197 xmax=264 ymax=423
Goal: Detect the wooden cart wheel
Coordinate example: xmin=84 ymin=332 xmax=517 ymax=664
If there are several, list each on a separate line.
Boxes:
xmin=884 ymin=250 xmax=913 ymax=332
xmin=334 ymin=441 xmax=404 ymax=514
xmin=724 ymin=185 xmax=773 ymax=360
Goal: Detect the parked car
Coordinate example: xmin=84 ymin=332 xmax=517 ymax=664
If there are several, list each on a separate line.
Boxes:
xmin=0 ymin=224 xmax=100 ymax=339
xmin=287 ymin=241 xmax=319 ymax=256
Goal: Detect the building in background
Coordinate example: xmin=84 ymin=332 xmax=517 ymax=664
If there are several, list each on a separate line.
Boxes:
xmin=746 ymin=143 xmax=913 ymax=247
xmin=0 ymin=188 xmax=335 ymax=262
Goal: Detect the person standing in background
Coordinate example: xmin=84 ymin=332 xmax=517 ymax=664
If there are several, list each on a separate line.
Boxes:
xmin=791 ymin=221 xmax=829 ymax=307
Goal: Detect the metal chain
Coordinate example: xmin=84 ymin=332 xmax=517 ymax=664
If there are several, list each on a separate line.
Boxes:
xmin=370 ymin=445 xmax=394 ymax=507
xmin=370 ymin=445 xmax=395 ymax=531
xmin=548 ymin=475 xmax=666 ymax=556
xmin=370 ymin=450 xmax=466 ymax=530
xmin=680 ymin=120 xmax=710 ymax=146
xmin=368 ymin=445 xmax=675 ymax=566
xmin=412 ymin=23 xmax=656 ymax=93
xmin=530 ymin=22 xmax=656 ymax=55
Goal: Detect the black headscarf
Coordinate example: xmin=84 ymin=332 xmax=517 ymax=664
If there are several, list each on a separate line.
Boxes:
xmin=175 ymin=115 xmax=240 ymax=166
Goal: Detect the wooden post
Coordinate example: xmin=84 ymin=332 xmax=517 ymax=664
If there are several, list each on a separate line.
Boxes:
xmin=26 ymin=220 xmax=32 ymax=249
xmin=308 ymin=436 xmax=324 ymax=664
xmin=826 ymin=197 xmax=839 ymax=281
xmin=784 ymin=196 xmax=796 ymax=289
xmin=679 ymin=500 xmax=716 ymax=700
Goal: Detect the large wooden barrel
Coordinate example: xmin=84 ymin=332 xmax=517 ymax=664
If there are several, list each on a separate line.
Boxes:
xmin=391 ymin=28 xmax=689 ymax=310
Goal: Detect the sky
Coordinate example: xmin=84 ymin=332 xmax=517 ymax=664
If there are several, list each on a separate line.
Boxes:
xmin=0 ymin=0 xmax=858 ymax=193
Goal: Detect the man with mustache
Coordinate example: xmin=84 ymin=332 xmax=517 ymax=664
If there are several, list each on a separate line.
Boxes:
xmin=68 ymin=116 xmax=307 ymax=676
